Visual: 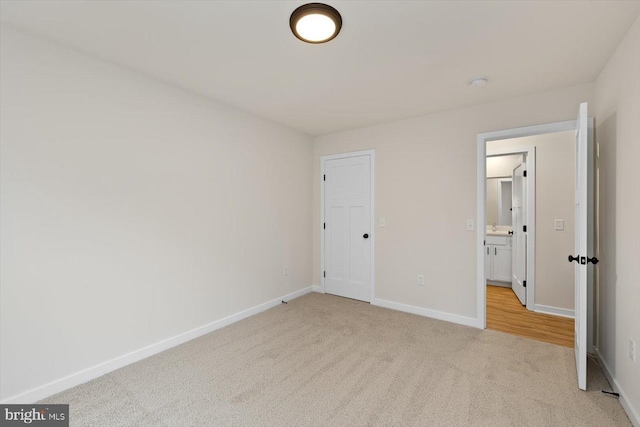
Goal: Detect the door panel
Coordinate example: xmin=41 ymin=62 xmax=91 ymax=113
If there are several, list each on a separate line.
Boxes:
xmin=349 ymin=206 xmax=367 ymax=284
xmin=511 ymin=160 xmax=527 ymax=305
xmin=324 ymin=155 xmax=372 ymax=302
xmin=574 ymin=102 xmax=588 ymax=391
xmin=328 ymin=206 xmax=346 ymax=282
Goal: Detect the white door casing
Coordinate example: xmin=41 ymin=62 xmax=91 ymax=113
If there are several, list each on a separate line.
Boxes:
xmin=322 ymin=151 xmax=374 ymax=302
xmin=512 ymin=160 xmax=527 ymax=305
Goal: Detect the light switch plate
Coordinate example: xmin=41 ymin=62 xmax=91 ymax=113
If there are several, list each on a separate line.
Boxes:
xmin=466 ymin=220 xmax=474 ymax=231
xmin=555 ymin=219 xmax=564 ymax=231
xmin=379 ymin=217 xmax=386 ymax=227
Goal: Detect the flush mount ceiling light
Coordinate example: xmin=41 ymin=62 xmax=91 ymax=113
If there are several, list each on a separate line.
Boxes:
xmin=290 ymin=3 xmax=342 ymax=44
xmin=468 ymin=77 xmax=488 ymax=87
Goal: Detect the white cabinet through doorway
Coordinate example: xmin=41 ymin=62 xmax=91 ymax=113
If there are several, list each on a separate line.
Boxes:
xmin=486 ymin=236 xmax=512 ymax=283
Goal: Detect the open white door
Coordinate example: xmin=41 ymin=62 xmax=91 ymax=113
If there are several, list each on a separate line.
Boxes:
xmin=572 ymin=102 xmax=590 ymax=391
xmin=511 ymin=158 xmax=527 ymax=305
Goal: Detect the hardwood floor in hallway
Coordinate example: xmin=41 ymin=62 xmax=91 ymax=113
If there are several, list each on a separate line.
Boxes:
xmin=486 ymin=285 xmax=574 ymax=347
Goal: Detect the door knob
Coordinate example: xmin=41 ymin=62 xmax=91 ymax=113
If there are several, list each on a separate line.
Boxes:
xmin=568 ymin=255 xmax=580 ymax=263
xmin=587 ymin=256 xmax=599 ymax=265
xmin=363 ymin=233 xmax=369 ymax=239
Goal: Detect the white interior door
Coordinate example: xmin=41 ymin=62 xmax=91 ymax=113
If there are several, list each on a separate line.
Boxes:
xmin=324 ymin=154 xmax=372 ymax=302
xmin=511 ymin=159 xmax=527 ymax=305
xmin=573 ymin=102 xmax=589 ymax=391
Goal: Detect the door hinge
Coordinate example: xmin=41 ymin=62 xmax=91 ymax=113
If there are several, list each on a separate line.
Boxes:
xmin=523 ymin=280 xmax=527 ymax=288
xmin=523 ymin=225 xmax=527 ymax=232
xmin=323 ymin=222 xmax=326 ymax=229
xmin=523 ymin=170 xmax=527 ymax=177
xmin=483 ymin=239 xmax=486 ymax=246
xmin=323 ymin=271 xmax=326 ymax=278
xmin=323 ymin=174 xmax=326 ymax=181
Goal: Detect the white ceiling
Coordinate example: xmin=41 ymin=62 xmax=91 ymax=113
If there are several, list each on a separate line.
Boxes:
xmin=1 ymin=1 xmax=639 ymax=136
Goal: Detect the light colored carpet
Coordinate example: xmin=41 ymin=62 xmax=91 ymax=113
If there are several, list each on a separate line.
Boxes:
xmin=41 ymin=293 xmax=630 ymax=426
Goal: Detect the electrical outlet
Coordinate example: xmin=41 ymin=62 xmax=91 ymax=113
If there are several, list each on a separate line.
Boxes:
xmin=555 ymin=219 xmax=564 ymax=231
xmin=283 ymin=266 xmax=289 ymax=276
xmin=630 ymin=339 xmax=636 ymax=362
xmin=417 ymin=275 xmax=425 ymax=286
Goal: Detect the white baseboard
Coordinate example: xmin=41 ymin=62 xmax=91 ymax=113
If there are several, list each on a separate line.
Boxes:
xmin=594 ymin=347 xmax=640 ymax=427
xmin=532 ymin=304 xmax=574 ymax=319
xmin=1 ymin=286 xmax=313 ymax=405
xmin=311 ymin=285 xmax=324 ymax=293
xmin=372 ymin=298 xmax=482 ymax=329
xmin=486 ymin=280 xmax=511 ymax=288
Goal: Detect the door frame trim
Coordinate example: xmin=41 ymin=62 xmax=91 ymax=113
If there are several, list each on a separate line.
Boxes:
xmin=487 ymin=146 xmax=536 ymax=311
xmin=477 ymin=120 xmax=576 ymax=328
xmin=320 ymin=149 xmax=376 ymax=302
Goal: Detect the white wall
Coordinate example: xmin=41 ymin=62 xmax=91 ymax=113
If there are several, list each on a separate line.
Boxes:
xmin=313 ymin=83 xmax=594 ymax=322
xmin=488 ymin=131 xmax=576 ymax=312
xmin=486 ymin=155 xmax=521 ymax=178
xmin=0 ymin=27 xmax=313 ymax=402
xmin=594 ymin=16 xmax=640 ymax=424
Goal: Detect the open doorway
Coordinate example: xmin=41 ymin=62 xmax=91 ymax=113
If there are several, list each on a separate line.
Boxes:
xmin=485 ymin=150 xmax=532 ymax=305
xmin=484 ymin=140 xmax=576 ymax=348
xmin=476 ymin=106 xmax=595 ymax=391
xmin=483 ymin=128 xmax=577 ymax=335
